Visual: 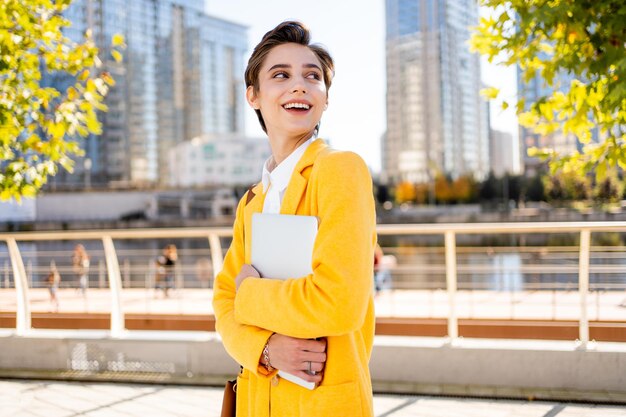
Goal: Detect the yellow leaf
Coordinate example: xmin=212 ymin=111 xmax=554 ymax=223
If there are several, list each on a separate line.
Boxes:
xmin=21 ymin=185 xmax=37 ymax=198
xmin=78 ymin=69 xmax=90 ymax=81
xmin=0 ymin=190 xmax=12 ymax=201
xmin=480 ymin=87 xmax=499 ymax=100
xmin=101 ymin=72 xmax=116 ymax=86
xmin=67 ymin=86 xmax=78 ymax=101
xmin=112 ymin=34 xmax=125 ymax=47
xmin=111 ymin=50 xmax=123 ymax=63
xmin=567 ymin=31 xmax=577 ymax=44
xmin=518 ymin=112 xmax=539 ymax=127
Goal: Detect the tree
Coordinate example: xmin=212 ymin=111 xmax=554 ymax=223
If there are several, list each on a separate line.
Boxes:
xmin=414 ymin=183 xmax=429 ymax=205
xmin=593 ymin=174 xmax=621 ymax=204
xmin=375 ymin=182 xmax=390 ymax=205
xmin=543 ymin=174 xmax=567 ymax=202
xmin=452 ymin=175 xmax=476 ymax=203
xmin=394 ymin=181 xmax=416 ymax=204
xmin=523 ymin=174 xmax=545 ymax=202
xmin=542 ymin=171 xmax=591 ymax=202
xmin=471 ymin=1 xmax=626 ymax=181
xmin=562 ymin=171 xmax=591 ymax=201
xmin=0 ymin=0 xmax=124 ymax=201
xmin=479 ymin=171 xmax=498 ymax=201
xmin=434 ymin=174 xmax=454 ymax=204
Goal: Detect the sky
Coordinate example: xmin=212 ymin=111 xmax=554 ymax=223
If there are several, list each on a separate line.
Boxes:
xmin=205 ymin=0 xmax=519 ymax=174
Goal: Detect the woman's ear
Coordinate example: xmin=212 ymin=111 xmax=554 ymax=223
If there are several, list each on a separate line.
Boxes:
xmin=246 ymin=86 xmax=260 ymax=109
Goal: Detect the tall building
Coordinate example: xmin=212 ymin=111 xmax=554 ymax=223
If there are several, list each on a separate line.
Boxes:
xmin=384 ymin=0 xmax=489 ymax=184
xmin=49 ymin=0 xmax=247 ymax=188
xmin=168 ymin=135 xmax=271 ymax=187
xmin=490 ymin=130 xmax=518 ymax=176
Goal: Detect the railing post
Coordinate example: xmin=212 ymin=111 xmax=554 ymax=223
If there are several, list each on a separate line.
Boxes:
xmin=4 ymin=260 xmax=10 ymax=288
xmin=445 ymin=230 xmax=458 ymax=340
xmin=578 ymin=229 xmax=591 ymax=345
xmin=123 ymin=259 xmax=131 ymax=288
xmin=26 ymin=260 xmax=33 ymax=288
xmin=102 ymin=236 xmax=125 ymax=337
xmin=7 ymin=239 xmax=31 ymax=335
xmin=208 ymin=234 xmax=224 ymax=282
xmin=99 ymin=260 xmax=105 ymax=288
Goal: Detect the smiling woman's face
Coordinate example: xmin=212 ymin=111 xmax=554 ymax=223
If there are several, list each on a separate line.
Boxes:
xmin=246 ymin=43 xmax=328 ymax=140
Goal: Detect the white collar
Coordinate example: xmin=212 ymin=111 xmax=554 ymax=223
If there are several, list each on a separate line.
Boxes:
xmin=261 ymin=137 xmax=314 ymax=194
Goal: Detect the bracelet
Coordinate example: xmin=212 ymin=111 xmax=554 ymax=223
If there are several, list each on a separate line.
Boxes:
xmin=262 ymin=338 xmax=274 ymax=372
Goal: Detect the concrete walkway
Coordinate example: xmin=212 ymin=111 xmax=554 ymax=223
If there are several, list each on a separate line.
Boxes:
xmin=1 ymin=288 xmax=625 ymax=321
xmin=2 ymin=379 xmax=625 ymax=417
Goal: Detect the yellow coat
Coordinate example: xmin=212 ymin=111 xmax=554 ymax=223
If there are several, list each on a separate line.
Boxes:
xmin=213 ymin=139 xmax=377 ymax=417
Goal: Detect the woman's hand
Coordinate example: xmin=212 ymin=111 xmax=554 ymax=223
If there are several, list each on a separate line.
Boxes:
xmin=235 ymin=264 xmax=260 ymax=290
xmin=266 ymin=334 xmax=327 ymax=383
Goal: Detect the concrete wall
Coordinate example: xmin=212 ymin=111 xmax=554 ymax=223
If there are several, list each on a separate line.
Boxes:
xmin=1 ymin=331 xmax=624 ymax=401
xmin=0 ymin=199 xmax=36 ymax=222
xmin=35 ymin=192 xmax=155 ymax=222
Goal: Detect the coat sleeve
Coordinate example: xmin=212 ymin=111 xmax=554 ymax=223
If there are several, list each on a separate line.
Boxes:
xmin=234 ymin=152 xmax=377 ymax=338
xmin=212 ymin=194 xmax=274 ymax=375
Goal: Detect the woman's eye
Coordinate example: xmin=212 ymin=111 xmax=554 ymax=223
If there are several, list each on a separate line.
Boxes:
xmin=307 ymin=72 xmax=321 ymax=80
xmin=273 ymin=72 xmax=288 ymax=79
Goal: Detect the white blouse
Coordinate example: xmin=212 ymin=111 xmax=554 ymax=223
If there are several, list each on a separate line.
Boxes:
xmin=260 ymin=137 xmax=314 ymax=214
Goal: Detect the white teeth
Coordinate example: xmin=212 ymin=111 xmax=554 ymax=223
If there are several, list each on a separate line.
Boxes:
xmin=283 ymin=102 xmax=310 ymax=109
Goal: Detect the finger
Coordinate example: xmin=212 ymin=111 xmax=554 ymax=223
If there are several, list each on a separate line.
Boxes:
xmin=302 ymin=351 xmax=326 ymax=364
xmin=291 ymin=370 xmax=323 ymax=384
xmin=302 ymin=339 xmax=327 ymax=353
xmin=303 ymin=361 xmax=324 ymax=373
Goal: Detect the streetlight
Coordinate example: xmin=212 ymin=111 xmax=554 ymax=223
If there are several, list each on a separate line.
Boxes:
xmin=84 ymin=158 xmax=92 ymax=190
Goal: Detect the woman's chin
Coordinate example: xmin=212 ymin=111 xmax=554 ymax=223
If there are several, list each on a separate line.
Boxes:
xmin=271 ymin=125 xmax=318 ymax=139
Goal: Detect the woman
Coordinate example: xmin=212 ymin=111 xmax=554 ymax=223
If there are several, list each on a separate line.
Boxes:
xmin=213 ymin=21 xmax=376 ymax=417
xmin=47 ymin=264 xmax=61 ymax=312
xmin=156 ymin=244 xmax=178 ymax=297
xmin=72 ymin=244 xmax=90 ymax=296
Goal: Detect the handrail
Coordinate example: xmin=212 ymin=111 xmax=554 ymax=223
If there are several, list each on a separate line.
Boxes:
xmin=376 ymin=221 xmax=626 ymax=234
xmin=0 ymin=227 xmax=233 ymax=241
xmin=1 ymin=221 xmax=625 ymax=346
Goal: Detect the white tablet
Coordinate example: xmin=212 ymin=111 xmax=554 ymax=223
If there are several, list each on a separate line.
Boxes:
xmin=251 ymin=213 xmax=318 ymax=280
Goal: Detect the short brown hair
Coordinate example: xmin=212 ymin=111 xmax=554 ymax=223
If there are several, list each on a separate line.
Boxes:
xmin=244 ymin=21 xmax=334 ymax=133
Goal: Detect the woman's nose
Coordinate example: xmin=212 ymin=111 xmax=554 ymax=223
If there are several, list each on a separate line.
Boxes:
xmin=290 ymin=77 xmax=307 ymax=94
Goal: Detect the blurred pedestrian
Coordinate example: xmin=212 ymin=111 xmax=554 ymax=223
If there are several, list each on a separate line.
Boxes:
xmin=72 ymin=244 xmax=90 ymax=296
xmin=374 ymin=244 xmax=394 ymax=294
xmin=156 ymin=244 xmax=177 ymax=297
xmin=46 ymin=264 xmax=61 ymax=312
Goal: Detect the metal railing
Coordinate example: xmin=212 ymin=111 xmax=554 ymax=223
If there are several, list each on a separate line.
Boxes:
xmin=1 ymin=221 xmax=626 ymax=345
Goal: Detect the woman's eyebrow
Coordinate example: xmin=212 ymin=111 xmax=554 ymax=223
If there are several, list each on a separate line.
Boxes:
xmin=303 ymin=63 xmax=322 ymax=71
xmin=267 ymin=63 xmax=321 ymax=72
xmin=268 ymin=64 xmax=290 ymax=72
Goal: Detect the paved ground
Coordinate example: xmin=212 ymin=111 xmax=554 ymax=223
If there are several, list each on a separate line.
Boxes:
xmin=1 ymin=379 xmax=625 ymax=417
xmin=1 ymin=288 xmax=625 ymax=321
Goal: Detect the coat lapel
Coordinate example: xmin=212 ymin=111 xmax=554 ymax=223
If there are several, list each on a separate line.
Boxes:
xmin=280 ymin=138 xmax=327 ymax=215
xmin=243 ymin=182 xmax=265 ymax=263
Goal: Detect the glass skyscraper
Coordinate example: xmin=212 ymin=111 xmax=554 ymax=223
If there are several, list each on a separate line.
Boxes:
xmin=50 ymin=0 xmax=247 ymax=188
xmin=384 ymin=0 xmax=489 ymax=184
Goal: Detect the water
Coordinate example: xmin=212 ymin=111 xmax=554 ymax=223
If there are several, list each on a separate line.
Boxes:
xmin=1 ymin=233 xmax=625 ymax=291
